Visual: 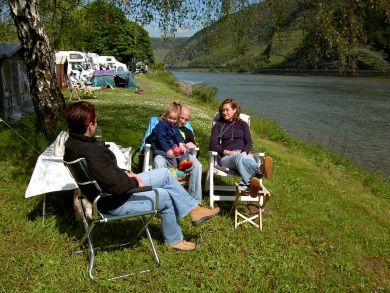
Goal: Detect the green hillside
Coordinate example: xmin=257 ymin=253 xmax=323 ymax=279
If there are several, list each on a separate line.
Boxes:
xmin=158 ymin=2 xmax=390 ymax=73
xmin=151 ymin=37 xmax=189 ymax=64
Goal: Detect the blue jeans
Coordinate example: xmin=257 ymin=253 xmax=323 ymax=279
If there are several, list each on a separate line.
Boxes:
xmin=154 ymin=154 xmax=202 ymax=204
xmin=108 ymin=168 xmax=198 ymax=245
xmin=220 ymin=153 xmax=259 ymax=185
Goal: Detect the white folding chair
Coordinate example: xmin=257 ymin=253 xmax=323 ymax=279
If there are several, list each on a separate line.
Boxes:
xmin=204 ymin=113 xmax=271 ymax=230
xmin=67 ymin=78 xmax=80 ymax=101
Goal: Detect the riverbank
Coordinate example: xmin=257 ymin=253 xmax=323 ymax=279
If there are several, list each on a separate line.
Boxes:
xmin=0 ymin=73 xmax=389 ymax=291
xmin=173 ymin=67 xmax=390 ymax=78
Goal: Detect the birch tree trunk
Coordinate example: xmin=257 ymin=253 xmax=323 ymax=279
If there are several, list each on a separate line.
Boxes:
xmin=8 ymin=0 xmax=65 ymax=134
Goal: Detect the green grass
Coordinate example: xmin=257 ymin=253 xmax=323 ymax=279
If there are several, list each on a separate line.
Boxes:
xmin=0 ymin=73 xmax=389 ymax=291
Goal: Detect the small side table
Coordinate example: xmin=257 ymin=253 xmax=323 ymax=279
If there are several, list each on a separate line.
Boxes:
xmin=232 ymin=183 xmax=271 ymax=230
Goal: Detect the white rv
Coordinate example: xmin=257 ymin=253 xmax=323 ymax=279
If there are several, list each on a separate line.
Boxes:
xmin=55 ymin=51 xmax=94 ymax=80
xmin=97 ymin=55 xmax=128 ymax=72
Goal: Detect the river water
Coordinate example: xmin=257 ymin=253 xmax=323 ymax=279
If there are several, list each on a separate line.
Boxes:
xmin=172 ymin=71 xmax=390 ymax=179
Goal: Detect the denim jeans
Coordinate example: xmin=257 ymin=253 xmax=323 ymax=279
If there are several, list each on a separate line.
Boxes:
xmin=154 ymin=154 xmax=202 ymax=204
xmin=108 ymin=168 xmax=198 ymax=245
xmin=220 ymin=153 xmax=259 ymax=185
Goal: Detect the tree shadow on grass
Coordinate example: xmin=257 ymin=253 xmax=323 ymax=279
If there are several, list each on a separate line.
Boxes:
xmin=26 ymin=189 xmax=199 ymax=253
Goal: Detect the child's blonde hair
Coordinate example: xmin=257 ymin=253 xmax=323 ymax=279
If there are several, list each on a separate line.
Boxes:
xmin=162 ymin=102 xmax=182 ymax=120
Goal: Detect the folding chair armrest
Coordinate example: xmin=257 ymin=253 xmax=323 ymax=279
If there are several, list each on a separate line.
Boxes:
xmin=209 ymin=151 xmax=218 ymax=162
xmin=143 ymin=144 xmax=152 ymax=172
xmin=93 ymin=186 xmax=159 ymax=217
xmin=125 ymin=186 xmax=159 ymax=212
xmin=125 ymin=186 xmax=153 ymax=194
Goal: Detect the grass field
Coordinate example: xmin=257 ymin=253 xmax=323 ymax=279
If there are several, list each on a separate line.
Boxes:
xmin=0 ymin=72 xmax=389 ymax=291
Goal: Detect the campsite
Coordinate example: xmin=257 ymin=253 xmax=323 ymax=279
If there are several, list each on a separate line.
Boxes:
xmin=1 ymin=72 xmax=389 ymax=291
xmin=0 ymin=0 xmax=389 ymax=291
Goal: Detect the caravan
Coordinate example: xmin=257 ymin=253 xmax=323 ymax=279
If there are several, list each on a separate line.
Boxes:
xmin=55 ymin=51 xmax=94 ymax=80
xmin=97 ymin=56 xmax=128 ymax=72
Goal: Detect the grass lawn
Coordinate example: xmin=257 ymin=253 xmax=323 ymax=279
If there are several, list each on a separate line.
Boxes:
xmin=0 ymin=72 xmax=389 ymax=291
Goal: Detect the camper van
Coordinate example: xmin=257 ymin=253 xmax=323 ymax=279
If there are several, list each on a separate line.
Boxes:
xmin=55 ymin=51 xmax=94 ymax=80
xmin=97 ymin=55 xmax=128 ymax=72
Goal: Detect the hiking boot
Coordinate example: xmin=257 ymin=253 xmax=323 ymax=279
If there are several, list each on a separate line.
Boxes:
xmin=260 ymin=156 xmax=273 ymax=180
xmin=190 ymin=205 xmax=220 ymax=226
xmin=249 ymin=177 xmax=261 ymax=197
xmin=170 ymin=240 xmax=196 ymax=251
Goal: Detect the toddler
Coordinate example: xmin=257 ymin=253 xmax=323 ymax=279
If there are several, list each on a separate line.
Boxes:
xmin=150 ymin=102 xmax=192 ymax=170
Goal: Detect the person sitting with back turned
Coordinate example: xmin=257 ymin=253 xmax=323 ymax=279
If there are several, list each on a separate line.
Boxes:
xmin=63 ymin=101 xmax=220 ymax=251
xmin=209 ymin=98 xmax=273 ymax=197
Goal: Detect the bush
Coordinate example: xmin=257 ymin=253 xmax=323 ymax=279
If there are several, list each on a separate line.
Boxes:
xmin=190 ymin=84 xmax=218 ymax=103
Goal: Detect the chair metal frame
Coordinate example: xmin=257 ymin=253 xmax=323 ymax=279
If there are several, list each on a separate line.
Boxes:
xmin=204 ymin=113 xmax=271 ymax=229
xmin=64 ymin=158 xmax=160 ymax=281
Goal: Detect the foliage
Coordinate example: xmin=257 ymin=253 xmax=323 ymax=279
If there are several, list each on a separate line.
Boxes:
xmin=0 ymin=19 xmax=18 ymax=43
xmin=0 ymin=74 xmax=389 ymax=291
xmin=190 ymin=84 xmax=218 ymax=103
xmin=162 ymin=0 xmax=390 ymax=72
xmin=60 ymin=0 xmax=154 ymax=64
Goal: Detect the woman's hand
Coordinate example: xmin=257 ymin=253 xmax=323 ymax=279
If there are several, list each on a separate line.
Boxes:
xmin=127 ymin=172 xmax=144 ymax=187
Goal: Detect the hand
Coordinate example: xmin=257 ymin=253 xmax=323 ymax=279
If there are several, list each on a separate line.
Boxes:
xmin=166 ymin=149 xmax=174 ymax=157
xmin=179 ymin=143 xmax=187 ymax=153
xmin=186 ymin=142 xmax=197 ymax=149
xmin=127 ymin=172 xmax=144 ymax=187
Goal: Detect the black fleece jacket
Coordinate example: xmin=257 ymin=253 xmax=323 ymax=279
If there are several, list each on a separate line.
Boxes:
xmin=64 ymin=133 xmax=138 ymax=212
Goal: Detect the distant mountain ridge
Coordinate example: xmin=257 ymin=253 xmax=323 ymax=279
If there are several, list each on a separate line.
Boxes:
xmin=151 ymin=2 xmax=390 ymax=73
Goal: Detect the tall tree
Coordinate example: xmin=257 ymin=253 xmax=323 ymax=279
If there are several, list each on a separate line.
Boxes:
xmin=8 ymin=0 xmax=65 ymax=136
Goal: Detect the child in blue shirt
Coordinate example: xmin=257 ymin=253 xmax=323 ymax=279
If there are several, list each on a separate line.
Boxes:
xmin=151 ymin=102 xmax=192 ymax=170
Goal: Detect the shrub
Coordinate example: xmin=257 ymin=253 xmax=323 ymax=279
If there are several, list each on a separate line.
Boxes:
xmin=190 ymin=84 xmax=218 ymax=103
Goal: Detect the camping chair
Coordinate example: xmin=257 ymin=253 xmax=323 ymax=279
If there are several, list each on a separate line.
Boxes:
xmin=64 ymin=158 xmax=160 ymax=280
xmin=204 ymin=113 xmax=271 ymax=230
xmin=67 ymin=78 xmax=81 ymax=101
xmin=133 ymin=116 xmax=197 ymax=173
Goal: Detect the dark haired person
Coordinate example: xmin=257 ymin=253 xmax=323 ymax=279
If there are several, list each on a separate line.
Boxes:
xmin=64 ymin=101 xmax=220 ymax=251
xmin=209 ymin=98 xmax=273 ymax=196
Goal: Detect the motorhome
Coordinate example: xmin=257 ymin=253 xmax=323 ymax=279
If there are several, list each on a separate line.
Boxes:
xmin=55 ymin=51 xmax=94 ymax=80
xmin=97 ymin=55 xmax=128 ymax=72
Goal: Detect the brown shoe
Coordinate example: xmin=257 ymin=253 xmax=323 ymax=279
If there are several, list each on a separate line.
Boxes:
xmin=249 ymin=177 xmax=261 ymax=197
xmin=170 ymin=240 xmax=196 ymax=251
xmin=190 ymin=205 xmax=220 ymax=226
xmin=261 ymin=156 xmax=273 ymax=180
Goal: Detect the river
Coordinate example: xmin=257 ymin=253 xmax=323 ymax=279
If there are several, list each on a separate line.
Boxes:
xmin=172 ymin=71 xmax=390 ymax=179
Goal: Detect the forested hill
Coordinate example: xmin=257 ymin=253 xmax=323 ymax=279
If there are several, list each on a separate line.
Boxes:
xmin=154 ymin=1 xmax=390 ymax=73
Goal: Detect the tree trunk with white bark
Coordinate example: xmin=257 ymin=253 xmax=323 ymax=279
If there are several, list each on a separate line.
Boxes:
xmin=8 ymin=0 xmax=65 ymax=136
